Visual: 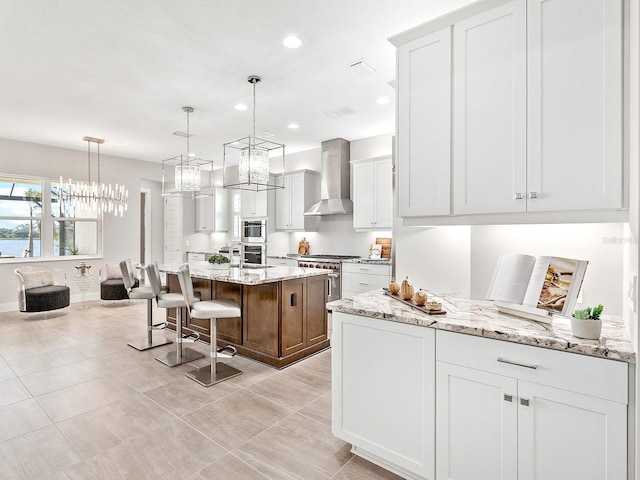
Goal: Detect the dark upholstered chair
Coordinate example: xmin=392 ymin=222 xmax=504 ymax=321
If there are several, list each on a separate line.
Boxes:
xmin=99 ymin=262 xmax=137 ymax=301
xmin=15 ymin=267 xmax=70 ymax=313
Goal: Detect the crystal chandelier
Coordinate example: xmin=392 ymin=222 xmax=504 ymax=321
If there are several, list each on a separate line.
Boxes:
xmin=59 ymin=137 xmax=129 ymax=217
xmin=223 ymin=75 xmax=285 ymax=191
xmin=162 ymin=106 xmax=213 ymax=197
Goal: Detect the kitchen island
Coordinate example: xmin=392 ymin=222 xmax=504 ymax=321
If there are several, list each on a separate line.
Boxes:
xmin=161 ymin=263 xmax=329 ymax=368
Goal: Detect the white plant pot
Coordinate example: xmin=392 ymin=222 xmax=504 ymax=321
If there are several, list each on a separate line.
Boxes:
xmin=570 ymin=317 xmax=602 ymax=340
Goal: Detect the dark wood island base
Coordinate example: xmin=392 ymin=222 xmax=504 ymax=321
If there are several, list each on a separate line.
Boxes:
xmin=165 ymin=272 xmax=330 ymax=368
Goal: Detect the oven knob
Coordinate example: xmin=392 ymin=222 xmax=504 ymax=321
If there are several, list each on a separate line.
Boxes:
xmin=323 ymin=265 xmax=328 ymax=269
xmin=300 ymin=263 xmax=306 ymax=267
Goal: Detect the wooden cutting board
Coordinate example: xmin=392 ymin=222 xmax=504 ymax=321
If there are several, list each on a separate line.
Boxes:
xmin=298 ymin=238 xmax=309 ymax=255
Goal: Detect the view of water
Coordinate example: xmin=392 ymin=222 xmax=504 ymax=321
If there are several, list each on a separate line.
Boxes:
xmin=0 ymin=239 xmax=41 ymax=257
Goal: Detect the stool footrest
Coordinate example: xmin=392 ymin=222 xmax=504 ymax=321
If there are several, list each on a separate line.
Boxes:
xmin=151 ymin=321 xmax=168 ymax=330
xmin=216 ymin=345 xmax=237 ymax=357
xmin=179 ymin=332 xmax=200 ymax=343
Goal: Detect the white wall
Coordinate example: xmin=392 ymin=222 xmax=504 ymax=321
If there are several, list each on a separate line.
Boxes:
xmin=0 ymin=137 xmax=162 ymax=310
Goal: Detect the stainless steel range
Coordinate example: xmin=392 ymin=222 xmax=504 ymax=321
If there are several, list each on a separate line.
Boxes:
xmin=297 ymin=255 xmax=360 ymax=302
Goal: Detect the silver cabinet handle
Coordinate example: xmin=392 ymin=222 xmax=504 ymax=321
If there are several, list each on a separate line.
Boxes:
xmin=504 ymin=394 xmax=513 ymax=402
xmin=514 ymin=193 xmax=523 ymax=200
xmin=520 ymin=397 xmax=530 ymax=407
xmin=358 ymin=282 xmax=370 ymax=285
xmin=497 ymin=357 xmax=537 ymax=369
xmin=528 ymin=191 xmax=538 ymax=199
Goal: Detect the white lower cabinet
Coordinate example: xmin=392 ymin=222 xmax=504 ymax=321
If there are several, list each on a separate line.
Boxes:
xmin=436 ymin=330 xmax=628 ymax=480
xmin=341 ymin=263 xmax=391 ymax=299
xmin=332 ymin=311 xmax=435 ymax=480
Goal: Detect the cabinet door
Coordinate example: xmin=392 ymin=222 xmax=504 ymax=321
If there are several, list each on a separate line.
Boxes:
xmin=332 ymin=312 xmax=435 ymax=479
xmin=374 ymin=158 xmax=392 ymax=228
xmin=288 ymin=173 xmax=306 ymax=230
xmin=195 ymin=196 xmax=214 ymax=232
xmin=213 ymin=187 xmax=228 ymax=232
xmin=352 ymin=161 xmax=375 ymax=229
xmin=242 ymin=283 xmax=279 ymax=356
xmin=281 ymin=278 xmax=306 ymax=356
xmin=398 ymin=27 xmax=451 ymax=217
xmin=275 ymin=174 xmax=291 ymax=230
xmin=436 ymin=361 xmax=518 ymax=480
xmin=305 ymin=274 xmax=328 ymax=346
xmin=241 ymin=189 xmax=268 ymax=218
xmin=517 ymin=381 xmax=627 ymax=480
xmin=453 ymin=0 xmax=526 ymax=215
xmin=526 ymin=0 xmax=623 ymax=211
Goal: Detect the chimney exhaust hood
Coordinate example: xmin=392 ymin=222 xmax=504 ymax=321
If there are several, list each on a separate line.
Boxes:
xmin=304 ymin=138 xmax=353 ymax=216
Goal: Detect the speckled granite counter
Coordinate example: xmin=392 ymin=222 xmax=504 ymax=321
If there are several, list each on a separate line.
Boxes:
xmin=161 ymin=262 xmax=327 ymax=285
xmin=327 ymin=289 xmax=635 ymax=363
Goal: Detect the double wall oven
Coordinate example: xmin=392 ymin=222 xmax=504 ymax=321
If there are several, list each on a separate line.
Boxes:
xmin=241 ymin=218 xmax=267 ymax=266
xmin=297 ymin=255 xmax=359 ymax=303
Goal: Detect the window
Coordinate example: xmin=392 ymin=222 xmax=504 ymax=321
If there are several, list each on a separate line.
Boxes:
xmin=0 ymin=174 xmax=101 ymax=260
xmin=0 ymin=177 xmax=42 ymax=258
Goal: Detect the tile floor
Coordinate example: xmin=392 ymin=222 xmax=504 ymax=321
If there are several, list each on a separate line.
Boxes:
xmin=0 ymin=299 xmax=402 ymax=479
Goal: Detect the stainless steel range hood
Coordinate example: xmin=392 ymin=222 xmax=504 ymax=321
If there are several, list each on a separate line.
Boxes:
xmin=304 ymin=138 xmax=353 ymax=216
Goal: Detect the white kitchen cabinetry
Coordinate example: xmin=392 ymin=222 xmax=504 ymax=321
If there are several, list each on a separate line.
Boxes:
xmin=195 ymin=188 xmax=228 ymax=232
xmin=526 ymin=0 xmax=623 ymax=212
xmin=332 ymin=311 xmax=435 ymax=480
xmin=275 ymin=170 xmax=319 ymax=231
xmin=241 ymin=188 xmax=268 ymax=219
xmin=341 ymin=263 xmax=391 ymax=300
xmin=164 ymin=196 xmax=195 ymax=265
xmin=391 ymin=0 xmax=625 ymax=222
xmin=397 ymin=27 xmax=451 ymax=217
xmin=452 ymin=0 xmax=527 ymax=215
xmin=352 ymin=157 xmax=393 ymax=230
xmin=266 ymin=257 xmax=298 ymax=267
xmin=436 ymin=330 xmax=628 ymax=480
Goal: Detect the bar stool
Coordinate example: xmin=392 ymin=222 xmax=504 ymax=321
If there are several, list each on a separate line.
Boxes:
xmin=177 ymin=264 xmax=242 ymax=386
xmin=120 ymin=259 xmax=172 ymax=351
xmin=146 ymin=263 xmax=204 ymax=367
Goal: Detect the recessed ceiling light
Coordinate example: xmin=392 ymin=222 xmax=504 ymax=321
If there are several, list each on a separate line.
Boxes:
xmin=288 ymin=123 xmax=300 ymax=129
xmin=283 ymin=35 xmax=302 ymax=48
xmin=376 ymin=96 xmax=391 ymax=105
xmin=234 ymin=103 xmax=247 ymax=111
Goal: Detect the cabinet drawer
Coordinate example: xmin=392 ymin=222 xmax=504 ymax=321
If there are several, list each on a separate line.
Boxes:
xmin=267 ymin=257 xmax=298 ymax=267
xmin=342 ymin=273 xmax=389 ymax=294
xmin=342 ymin=263 xmax=390 ymax=276
xmin=436 ymin=330 xmax=628 ymax=404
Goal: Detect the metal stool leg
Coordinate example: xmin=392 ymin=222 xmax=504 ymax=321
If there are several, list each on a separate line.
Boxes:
xmin=128 ymin=298 xmax=172 ymax=351
xmin=185 ymin=316 xmax=241 ymax=386
xmin=155 ymin=307 xmax=204 ymax=367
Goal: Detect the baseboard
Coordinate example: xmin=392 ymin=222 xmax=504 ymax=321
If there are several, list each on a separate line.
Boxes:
xmin=0 ymin=293 xmax=101 ymax=313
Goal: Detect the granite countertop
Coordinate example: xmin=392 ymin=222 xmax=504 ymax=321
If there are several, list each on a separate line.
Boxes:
xmin=267 ymin=254 xmax=391 ymax=265
xmin=327 ymin=289 xmax=635 ymax=363
xmin=161 ymin=262 xmax=328 ymax=285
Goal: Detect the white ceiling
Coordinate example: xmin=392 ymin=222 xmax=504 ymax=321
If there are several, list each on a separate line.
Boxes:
xmin=0 ymin=0 xmax=475 ymax=165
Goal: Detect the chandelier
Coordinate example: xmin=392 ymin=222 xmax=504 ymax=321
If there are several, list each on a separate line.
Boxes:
xmin=162 ymin=106 xmax=213 ymax=197
xmin=223 ymin=75 xmax=285 ymax=191
xmin=59 ymin=137 xmax=128 ymax=217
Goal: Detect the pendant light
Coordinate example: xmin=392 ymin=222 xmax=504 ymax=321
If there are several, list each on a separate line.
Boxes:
xmin=59 ymin=137 xmax=128 ymax=217
xmin=223 ymin=75 xmax=285 ymax=191
xmin=162 ymin=106 xmax=213 ymax=197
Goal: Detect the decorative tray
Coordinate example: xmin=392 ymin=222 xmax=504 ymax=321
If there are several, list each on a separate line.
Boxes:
xmin=382 ymin=288 xmax=447 ymax=315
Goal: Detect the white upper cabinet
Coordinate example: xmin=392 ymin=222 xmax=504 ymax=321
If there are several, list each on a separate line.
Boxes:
xmin=352 ymin=157 xmax=393 ymax=230
xmin=391 ymin=0 xmax=626 ymax=223
xmin=526 ymin=0 xmax=623 ymax=211
xmin=195 ymin=188 xmax=228 ymax=232
xmin=397 ymin=27 xmax=452 ymax=217
xmin=240 ymin=188 xmax=268 ymax=218
xmin=453 ymin=0 xmax=527 ymax=215
xmin=275 ymin=170 xmax=320 ymax=231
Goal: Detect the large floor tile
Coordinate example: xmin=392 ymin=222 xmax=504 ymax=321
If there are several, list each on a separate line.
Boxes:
xmin=144 ymin=376 xmax=239 ymax=417
xmin=117 ymin=360 xmax=192 ymax=392
xmin=0 ymin=358 xmax=16 ymax=382
xmin=57 ymin=393 xmax=177 ymax=459
xmin=6 ymin=347 xmax=89 ymax=377
xmin=298 ymin=391 xmax=332 ymax=427
xmin=0 ymin=377 xmax=32 ymax=407
xmin=84 ymin=419 xmax=228 ymax=479
xmin=183 ymin=389 xmax=292 ymax=450
xmin=289 ymin=348 xmax=331 ymax=378
xmin=247 ymin=366 xmax=331 ymax=411
xmin=72 ymin=335 xmax=132 ymax=358
xmin=0 ymin=398 xmax=52 ymax=443
xmin=235 ymin=413 xmax=352 ymax=480
xmin=0 ymin=335 xmax=72 ymax=361
xmin=20 ymin=360 xmax=102 ymax=397
xmin=332 ymin=455 xmax=405 ymax=480
xmin=0 ymin=424 xmax=81 ymax=479
xmin=35 ymin=375 xmax=138 ymax=422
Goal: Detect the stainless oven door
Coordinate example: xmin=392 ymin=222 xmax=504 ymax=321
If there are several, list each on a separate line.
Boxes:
xmin=241 ymin=219 xmax=266 ymax=243
xmin=242 ymin=244 xmax=266 ymax=265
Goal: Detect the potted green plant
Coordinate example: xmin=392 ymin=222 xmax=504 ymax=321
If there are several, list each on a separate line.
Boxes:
xmin=208 ymin=254 xmax=230 ymax=269
xmin=571 ymin=304 xmax=603 ymax=340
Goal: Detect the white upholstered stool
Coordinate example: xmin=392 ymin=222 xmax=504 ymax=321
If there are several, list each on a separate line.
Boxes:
xmin=120 ymin=259 xmax=171 ymax=351
xmin=146 ymin=263 xmax=204 ymax=366
xmin=177 ymin=264 xmax=242 ymax=386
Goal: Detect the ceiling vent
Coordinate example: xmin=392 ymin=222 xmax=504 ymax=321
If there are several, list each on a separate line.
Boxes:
xmin=348 ymin=58 xmax=377 ymax=76
xmin=172 ymin=131 xmax=193 ymax=138
xmin=324 ymin=107 xmax=354 ymax=119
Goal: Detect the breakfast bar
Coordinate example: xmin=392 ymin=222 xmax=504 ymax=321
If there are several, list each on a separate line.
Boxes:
xmin=161 ymin=263 xmax=330 ymax=368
